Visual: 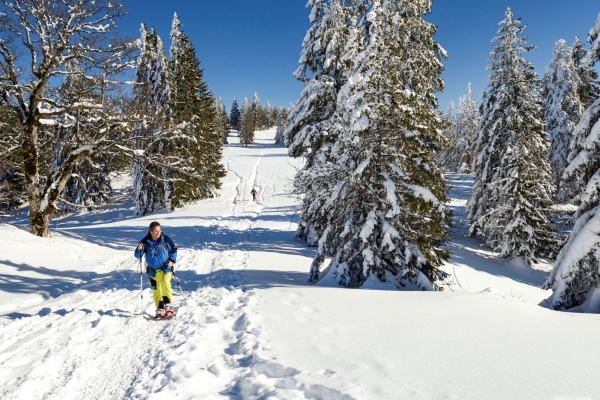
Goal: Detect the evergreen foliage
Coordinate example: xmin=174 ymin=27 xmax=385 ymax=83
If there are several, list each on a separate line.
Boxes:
xmin=167 ymin=14 xmax=226 ymax=208
xmin=265 ymin=102 xmax=276 ymax=128
xmin=437 ymin=102 xmax=459 ymax=171
xmin=132 ymin=15 xmax=226 ymax=215
xmin=572 ymin=37 xmax=600 ymax=110
xmin=542 ymin=39 xmax=584 ymax=198
xmin=543 ymin=13 xmax=600 ymax=311
xmin=132 ymin=24 xmax=171 ymax=216
xmin=298 ymin=0 xmax=451 ymax=290
xmin=573 ymin=17 xmax=600 ymax=207
xmin=287 ymin=0 xmax=356 ymax=246
xmin=240 ymin=98 xmax=255 ymax=146
xmin=467 ymin=9 xmax=556 ymax=264
xmin=214 ymin=98 xmax=230 ymax=145
xmin=563 ymin=36 xmax=600 ymax=197
xmin=454 ymin=83 xmax=479 ymax=173
xmin=286 ymin=0 xmax=352 ymax=152
xmin=229 ymin=98 xmax=242 ymax=131
xmin=252 ymin=93 xmax=265 ymax=131
xmin=274 ymin=107 xmax=289 ymax=145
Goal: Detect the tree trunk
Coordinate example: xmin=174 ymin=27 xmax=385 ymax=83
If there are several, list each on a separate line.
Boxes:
xmin=29 ymin=210 xmax=51 ymax=237
xmin=23 ymin=121 xmax=50 ymax=237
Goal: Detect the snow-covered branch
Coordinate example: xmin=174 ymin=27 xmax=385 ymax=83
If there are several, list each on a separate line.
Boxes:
xmin=0 ymin=0 xmax=138 ymax=236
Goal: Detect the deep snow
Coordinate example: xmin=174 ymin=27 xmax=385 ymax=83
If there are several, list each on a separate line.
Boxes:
xmin=1 ymin=129 xmax=599 ymax=400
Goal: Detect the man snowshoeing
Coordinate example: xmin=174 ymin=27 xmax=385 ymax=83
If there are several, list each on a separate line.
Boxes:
xmin=135 ymin=221 xmax=178 ymax=319
xmin=251 ymin=187 xmax=257 ymax=202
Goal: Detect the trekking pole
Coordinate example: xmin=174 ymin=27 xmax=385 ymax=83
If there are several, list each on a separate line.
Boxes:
xmin=139 ymin=254 xmax=144 ymax=315
xmin=171 ymin=269 xmax=189 ymax=305
xmin=172 ymin=269 xmax=184 ymax=295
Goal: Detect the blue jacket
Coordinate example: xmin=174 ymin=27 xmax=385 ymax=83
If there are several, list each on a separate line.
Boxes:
xmin=134 ymin=233 xmax=177 ymax=274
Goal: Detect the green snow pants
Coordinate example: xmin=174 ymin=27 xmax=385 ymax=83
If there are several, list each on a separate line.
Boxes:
xmin=150 ymin=270 xmax=173 ymax=310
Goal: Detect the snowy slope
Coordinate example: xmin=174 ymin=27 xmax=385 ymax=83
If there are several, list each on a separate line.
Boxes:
xmin=1 ymin=129 xmax=599 ymax=400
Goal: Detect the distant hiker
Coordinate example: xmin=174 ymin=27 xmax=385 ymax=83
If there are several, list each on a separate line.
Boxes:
xmin=251 ymin=187 xmax=257 ymax=201
xmin=134 ymin=221 xmax=178 ymax=319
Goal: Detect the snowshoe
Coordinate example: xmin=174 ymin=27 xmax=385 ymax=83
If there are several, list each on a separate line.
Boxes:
xmin=162 ymin=305 xmax=176 ymax=319
xmin=154 ymin=309 xmax=165 ymax=319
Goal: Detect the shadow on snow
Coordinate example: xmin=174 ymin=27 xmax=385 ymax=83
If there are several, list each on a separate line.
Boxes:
xmin=0 ymin=257 xmax=311 ymax=320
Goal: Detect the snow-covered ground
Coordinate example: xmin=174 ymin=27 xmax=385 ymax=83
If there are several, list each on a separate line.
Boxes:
xmin=1 ymin=129 xmax=599 ymax=400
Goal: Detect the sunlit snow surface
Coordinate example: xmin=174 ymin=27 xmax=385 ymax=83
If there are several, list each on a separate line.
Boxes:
xmin=1 ymin=129 xmax=599 ymax=400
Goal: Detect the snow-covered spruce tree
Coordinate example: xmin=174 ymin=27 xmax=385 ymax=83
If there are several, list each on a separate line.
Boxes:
xmin=454 ymin=83 xmax=479 ymax=173
xmin=272 ymin=107 xmax=279 ymax=127
xmin=467 ymin=9 xmax=556 ymax=264
xmin=265 ymin=102 xmax=275 ymax=128
xmin=438 ymin=84 xmax=479 ymax=174
xmin=286 ymin=0 xmax=353 ymax=150
xmin=561 ymin=35 xmax=600 ymax=199
xmin=167 ymin=14 xmax=226 ymax=207
xmin=287 ymin=0 xmax=357 ymax=245
xmin=214 ymin=98 xmax=230 ymax=144
xmin=229 ymin=98 xmax=241 ymax=132
xmin=240 ymin=97 xmax=255 ymax=146
xmin=543 ymin=13 xmax=600 ymax=311
xmin=274 ymin=107 xmax=289 ymax=145
xmin=303 ymin=0 xmax=451 ymax=289
xmin=221 ymin=99 xmax=230 ymax=144
xmin=132 ymin=24 xmax=170 ymax=216
xmin=263 ymin=105 xmax=270 ymax=130
xmin=572 ymin=36 xmax=600 ymax=110
xmin=252 ymin=93 xmax=265 ymax=131
xmin=437 ymin=102 xmax=458 ymax=171
xmin=542 ymin=39 xmax=584 ymax=198
xmin=0 ymin=0 xmax=138 ymax=236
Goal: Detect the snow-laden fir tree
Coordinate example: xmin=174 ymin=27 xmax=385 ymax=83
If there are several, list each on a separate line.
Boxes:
xmin=287 ymin=0 xmax=357 ymax=246
xmin=132 ymin=24 xmax=170 ymax=216
xmin=467 ymin=9 xmax=556 ymax=264
xmin=301 ymin=0 xmax=451 ymax=289
xmin=454 ymin=83 xmax=479 ymax=173
xmin=252 ymin=93 xmax=265 ymax=131
xmin=437 ymin=102 xmax=458 ymax=171
xmin=542 ymin=39 xmax=584 ymax=198
xmin=259 ymin=102 xmax=266 ymax=130
xmin=214 ymin=98 xmax=230 ymax=145
xmin=167 ymin=14 xmax=226 ymax=207
xmin=562 ymin=36 xmax=600 ymax=198
xmin=240 ymin=98 xmax=255 ymax=146
xmin=221 ymin=99 xmax=230 ymax=144
xmin=286 ymin=0 xmax=353 ymax=151
xmin=265 ymin=102 xmax=275 ymax=128
xmin=274 ymin=107 xmax=289 ymax=145
xmin=543 ymin=13 xmax=600 ymax=311
xmin=572 ymin=37 xmax=600 ymax=110
xmin=439 ymin=84 xmax=479 ymax=175
xmin=229 ymin=98 xmax=241 ymax=131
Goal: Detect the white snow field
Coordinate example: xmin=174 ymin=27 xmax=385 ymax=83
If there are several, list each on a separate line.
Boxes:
xmin=1 ymin=129 xmax=599 ymax=400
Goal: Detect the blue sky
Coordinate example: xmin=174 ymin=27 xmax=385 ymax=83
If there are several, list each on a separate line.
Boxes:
xmin=120 ymin=0 xmax=600 ymax=112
